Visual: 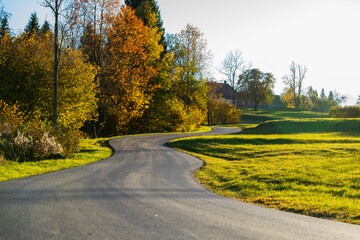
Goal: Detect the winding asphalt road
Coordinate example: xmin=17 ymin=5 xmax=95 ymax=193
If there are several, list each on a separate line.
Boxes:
xmin=1 ymin=127 xmax=360 ymax=239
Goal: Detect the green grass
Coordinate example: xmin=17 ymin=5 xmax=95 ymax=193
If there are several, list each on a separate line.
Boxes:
xmin=170 ymin=110 xmax=360 ymax=224
xmin=212 ymin=109 xmax=329 ymax=130
xmin=0 ymin=138 xmax=112 ymax=182
xmin=190 ymin=126 xmax=212 ymax=133
xmin=243 ymin=119 xmax=360 ymax=135
xmin=0 ymin=126 xmax=212 ymax=182
xmin=241 ymin=108 xmax=329 ymax=124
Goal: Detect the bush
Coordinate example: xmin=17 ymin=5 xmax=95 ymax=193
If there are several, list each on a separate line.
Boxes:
xmin=0 ymin=101 xmax=63 ymax=162
xmin=54 ymin=125 xmax=82 ymax=157
xmin=207 ymin=99 xmax=241 ymax=125
xmin=329 ymin=106 xmax=360 ymax=118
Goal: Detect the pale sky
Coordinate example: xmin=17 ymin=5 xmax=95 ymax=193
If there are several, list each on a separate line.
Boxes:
xmin=3 ymin=0 xmax=360 ymax=105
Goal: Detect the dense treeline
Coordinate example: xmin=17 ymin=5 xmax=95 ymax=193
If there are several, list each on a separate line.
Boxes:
xmin=330 ymin=106 xmax=360 ymax=118
xmin=0 ymin=0 xmax=239 ymax=161
xmin=280 ymin=62 xmax=346 ymax=111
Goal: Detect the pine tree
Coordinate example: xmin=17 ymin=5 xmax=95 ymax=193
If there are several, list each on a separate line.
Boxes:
xmin=0 ymin=16 xmax=9 ymax=38
xmin=124 ymin=0 xmax=142 ymax=10
xmin=40 ymin=20 xmax=52 ymax=36
xmin=320 ymin=88 xmax=326 ymax=99
xmin=24 ymin=12 xmax=40 ymax=34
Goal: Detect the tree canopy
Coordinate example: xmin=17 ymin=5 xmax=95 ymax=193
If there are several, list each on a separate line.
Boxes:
xmin=238 ymin=68 xmax=275 ymax=110
xmin=100 ymin=5 xmax=158 ymax=135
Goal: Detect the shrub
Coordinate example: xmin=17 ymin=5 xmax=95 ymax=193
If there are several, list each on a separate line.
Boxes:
xmin=0 ymin=101 xmax=63 ymax=162
xmin=207 ymin=99 xmax=241 ymax=125
xmin=329 ymin=106 xmax=360 ymax=118
xmin=54 ymin=125 xmax=82 ymax=157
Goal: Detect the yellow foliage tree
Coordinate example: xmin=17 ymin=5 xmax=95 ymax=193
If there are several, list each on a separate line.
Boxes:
xmin=281 ymin=87 xmax=296 ymax=109
xmin=0 ymin=32 xmax=98 ymax=142
xmin=206 ymin=81 xmax=241 ymax=125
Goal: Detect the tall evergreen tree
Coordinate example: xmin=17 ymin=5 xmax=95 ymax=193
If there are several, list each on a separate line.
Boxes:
xmin=24 ymin=12 xmax=40 ymax=34
xmin=0 ymin=16 xmax=9 ymax=38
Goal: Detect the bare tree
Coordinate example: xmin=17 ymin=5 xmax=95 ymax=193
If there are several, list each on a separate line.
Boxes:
xmin=218 ymin=49 xmax=245 ymax=106
xmin=75 ymin=0 xmax=121 ymax=66
xmin=41 ymin=0 xmax=81 ymax=128
xmin=282 ymin=61 xmax=307 ymax=109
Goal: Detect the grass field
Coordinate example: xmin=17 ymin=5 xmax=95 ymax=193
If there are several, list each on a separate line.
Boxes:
xmin=0 ymin=126 xmax=212 ymax=182
xmin=169 ymin=110 xmax=360 ymax=224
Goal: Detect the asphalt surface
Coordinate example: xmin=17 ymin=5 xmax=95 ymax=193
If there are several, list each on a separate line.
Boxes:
xmin=1 ymin=127 xmax=360 ymax=240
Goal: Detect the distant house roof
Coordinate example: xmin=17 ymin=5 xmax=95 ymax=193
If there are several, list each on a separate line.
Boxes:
xmin=207 ymin=81 xmax=235 ymax=100
xmin=217 ymin=82 xmax=235 ymax=99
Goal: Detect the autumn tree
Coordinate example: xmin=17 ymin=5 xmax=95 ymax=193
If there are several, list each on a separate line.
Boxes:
xmin=0 ymin=32 xmax=98 ymax=146
xmin=166 ymin=24 xmax=212 ymax=129
xmin=125 ymin=0 xmax=166 ymax=48
xmin=100 ymin=5 xmax=158 ymax=135
xmin=282 ymin=61 xmax=307 ymax=109
xmin=126 ymin=0 xmax=186 ymax=133
xmin=205 ymin=80 xmax=240 ymax=125
xmin=206 ymin=80 xmax=220 ymax=125
xmin=238 ymin=68 xmax=275 ymax=111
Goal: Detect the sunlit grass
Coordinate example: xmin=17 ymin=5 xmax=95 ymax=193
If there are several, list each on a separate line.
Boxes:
xmin=0 ymin=138 xmax=112 ymax=182
xmin=190 ymin=126 xmax=212 ymax=133
xmin=243 ymin=118 xmax=360 ymax=135
xmin=169 ymin=116 xmax=360 ymax=224
xmin=241 ymin=109 xmax=329 ymax=124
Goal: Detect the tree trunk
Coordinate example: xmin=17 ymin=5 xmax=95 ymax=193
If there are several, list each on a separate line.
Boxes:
xmin=208 ymin=111 xmax=211 ymax=125
xmin=53 ymin=1 xmax=59 ymax=129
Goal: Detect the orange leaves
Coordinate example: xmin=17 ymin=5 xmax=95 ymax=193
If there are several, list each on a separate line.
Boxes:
xmin=101 ymin=5 xmax=159 ymax=134
xmin=0 ymin=100 xmax=25 ymax=134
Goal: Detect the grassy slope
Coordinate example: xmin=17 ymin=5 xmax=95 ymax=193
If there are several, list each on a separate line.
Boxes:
xmin=169 ymin=110 xmax=360 ymax=224
xmin=0 ymin=126 xmax=212 ymax=182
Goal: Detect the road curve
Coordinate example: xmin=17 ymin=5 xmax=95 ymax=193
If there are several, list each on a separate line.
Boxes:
xmin=0 ymin=127 xmax=360 ymax=240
